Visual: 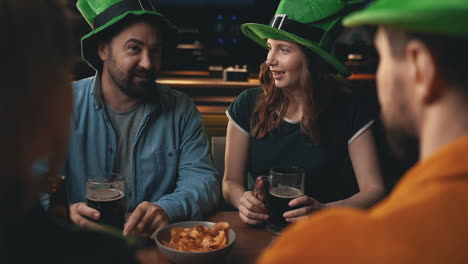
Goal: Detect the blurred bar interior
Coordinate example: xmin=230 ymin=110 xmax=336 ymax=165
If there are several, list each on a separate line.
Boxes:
xmin=66 ymin=0 xmax=407 ymax=190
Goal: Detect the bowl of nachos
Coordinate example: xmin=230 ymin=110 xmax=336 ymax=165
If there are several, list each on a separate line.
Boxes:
xmin=155 ymin=221 xmax=236 ymax=264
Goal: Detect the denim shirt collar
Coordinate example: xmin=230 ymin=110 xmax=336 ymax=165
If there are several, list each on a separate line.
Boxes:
xmin=91 ymin=72 xmax=103 ymax=109
xmin=90 ymin=72 xmax=165 ymax=114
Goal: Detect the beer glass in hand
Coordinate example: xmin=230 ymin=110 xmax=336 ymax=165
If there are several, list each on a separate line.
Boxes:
xmin=86 ymin=173 xmax=127 ymax=229
xmin=267 ymin=167 xmax=305 ymax=234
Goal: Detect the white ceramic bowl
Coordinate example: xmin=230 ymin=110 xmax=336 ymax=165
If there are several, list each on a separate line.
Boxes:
xmin=155 ymin=221 xmax=236 ymax=264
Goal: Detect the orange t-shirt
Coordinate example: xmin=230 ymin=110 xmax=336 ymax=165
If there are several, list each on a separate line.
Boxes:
xmin=258 ymin=136 xmax=468 ymax=264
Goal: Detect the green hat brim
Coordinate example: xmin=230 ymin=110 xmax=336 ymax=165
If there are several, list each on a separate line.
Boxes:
xmin=343 ymin=1 xmax=468 ymax=38
xmin=81 ymin=10 xmax=177 ymax=70
xmin=241 ymin=23 xmax=350 ymax=78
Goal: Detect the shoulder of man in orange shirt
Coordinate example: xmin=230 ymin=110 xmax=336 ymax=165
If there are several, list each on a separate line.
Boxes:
xmin=258 ymin=137 xmax=468 ymax=264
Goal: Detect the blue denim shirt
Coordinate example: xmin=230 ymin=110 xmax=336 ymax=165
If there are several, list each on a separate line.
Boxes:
xmin=65 ymin=75 xmax=219 ymax=222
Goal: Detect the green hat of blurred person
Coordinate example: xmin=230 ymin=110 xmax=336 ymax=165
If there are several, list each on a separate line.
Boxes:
xmin=77 ymin=0 xmax=177 ymax=70
xmin=241 ymin=0 xmax=366 ymax=78
xmin=343 ymin=0 xmax=468 ymax=38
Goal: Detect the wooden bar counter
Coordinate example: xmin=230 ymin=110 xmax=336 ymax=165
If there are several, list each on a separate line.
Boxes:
xmin=157 ymin=71 xmax=376 ymax=117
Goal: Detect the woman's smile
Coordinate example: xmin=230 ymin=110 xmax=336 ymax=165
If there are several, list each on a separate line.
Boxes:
xmin=271 ymin=70 xmax=286 ymax=80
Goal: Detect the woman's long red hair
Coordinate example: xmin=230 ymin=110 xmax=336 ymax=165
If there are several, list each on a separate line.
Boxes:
xmin=250 ymin=48 xmax=344 ymax=144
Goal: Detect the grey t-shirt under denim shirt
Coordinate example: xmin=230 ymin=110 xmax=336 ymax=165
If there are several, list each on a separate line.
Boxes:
xmin=106 ymin=103 xmax=145 ymax=204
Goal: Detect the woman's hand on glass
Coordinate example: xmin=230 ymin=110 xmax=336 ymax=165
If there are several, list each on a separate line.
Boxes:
xmin=238 ymin=191 xmax=268 ymax=225
xmin=283 ymin=195 xmax=324 ymax=223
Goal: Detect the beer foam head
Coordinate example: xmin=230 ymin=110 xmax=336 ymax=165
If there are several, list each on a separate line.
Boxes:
xmin=270 ymin=186 xmax=304 ymax=198
xmin=87 ymin=188 xmax=124 ymax=201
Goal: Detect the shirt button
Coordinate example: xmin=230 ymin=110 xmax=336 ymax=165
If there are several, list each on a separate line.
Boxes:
xmin=168 ymin=153 xmax=173 ymax=157
xmin=108 ymin=148 xmax=113 ymax=153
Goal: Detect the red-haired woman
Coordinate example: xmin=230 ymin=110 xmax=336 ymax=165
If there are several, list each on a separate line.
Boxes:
xmin=222 ymin=0 xmax=385 ymax=225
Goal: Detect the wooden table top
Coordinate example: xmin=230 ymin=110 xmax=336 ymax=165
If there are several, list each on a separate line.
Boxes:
xmin=137 ymin=211 xmax=275 ymax=264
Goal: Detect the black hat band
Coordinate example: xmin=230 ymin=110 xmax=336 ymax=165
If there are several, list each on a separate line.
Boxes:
xmin=269 ymin=14 xmax=324 ymax=43
xmin=93 ymin=0 xmax=153 ymax=29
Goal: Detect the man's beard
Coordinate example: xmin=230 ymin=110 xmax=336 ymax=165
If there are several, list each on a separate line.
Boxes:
xmin=382 ymin=114 xmax=420 ymax=165
xmin=378 ymin=75 xmax=420 ymax=165
xmin=107 ymin=52 xmax=157 ymax=99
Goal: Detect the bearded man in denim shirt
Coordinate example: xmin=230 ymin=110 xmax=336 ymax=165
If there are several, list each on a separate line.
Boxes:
xmin=67 ymin=0 xmax=219 ymax=238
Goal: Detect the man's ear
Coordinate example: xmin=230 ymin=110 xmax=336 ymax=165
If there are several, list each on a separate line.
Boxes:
xmin=406 ymin=39 xmax=443 ymax=105
xmin=98 ymin=41 xmax=109 ymax=61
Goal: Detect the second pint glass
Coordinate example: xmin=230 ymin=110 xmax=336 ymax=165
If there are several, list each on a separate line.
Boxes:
xmin=267 ymin=167 xmax=305 ymax=234
xmin=86 ymin=173 xmax=127 ymax=229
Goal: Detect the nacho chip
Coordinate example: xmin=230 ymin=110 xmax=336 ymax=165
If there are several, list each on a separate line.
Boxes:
xmin=163 ymin=222 xmax=230 ymax=252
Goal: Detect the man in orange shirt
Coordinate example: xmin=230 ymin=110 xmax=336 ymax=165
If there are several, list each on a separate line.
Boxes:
xmin=258 ymin=0 xmax=468 ymax=263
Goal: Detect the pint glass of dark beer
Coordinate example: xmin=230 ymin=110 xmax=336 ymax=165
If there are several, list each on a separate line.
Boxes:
xmin=86 ymin=173 xmax=127 ymax=229
xmin=266 ymin=167 xmax=305 ymax=234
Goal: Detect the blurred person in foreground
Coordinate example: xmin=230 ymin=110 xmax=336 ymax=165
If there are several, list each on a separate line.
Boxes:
xmin=0 ymin=0 xmax=137 ymax=263
xmin=223 ymin=0 xmax=385 ymax=226
xmin=65 ymin=0 xmax=219 ymax=238
xmin=259 ymin=0 xmax=468 ymax=263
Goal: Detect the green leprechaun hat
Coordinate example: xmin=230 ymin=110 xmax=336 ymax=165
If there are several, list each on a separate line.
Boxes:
xmin=241 ymin=0 xmax=365 ymax=78
xmin=77 ymin=0 xmax=177 ymax=70
xmin=343 ymin=0 xmax=468 ymax=39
